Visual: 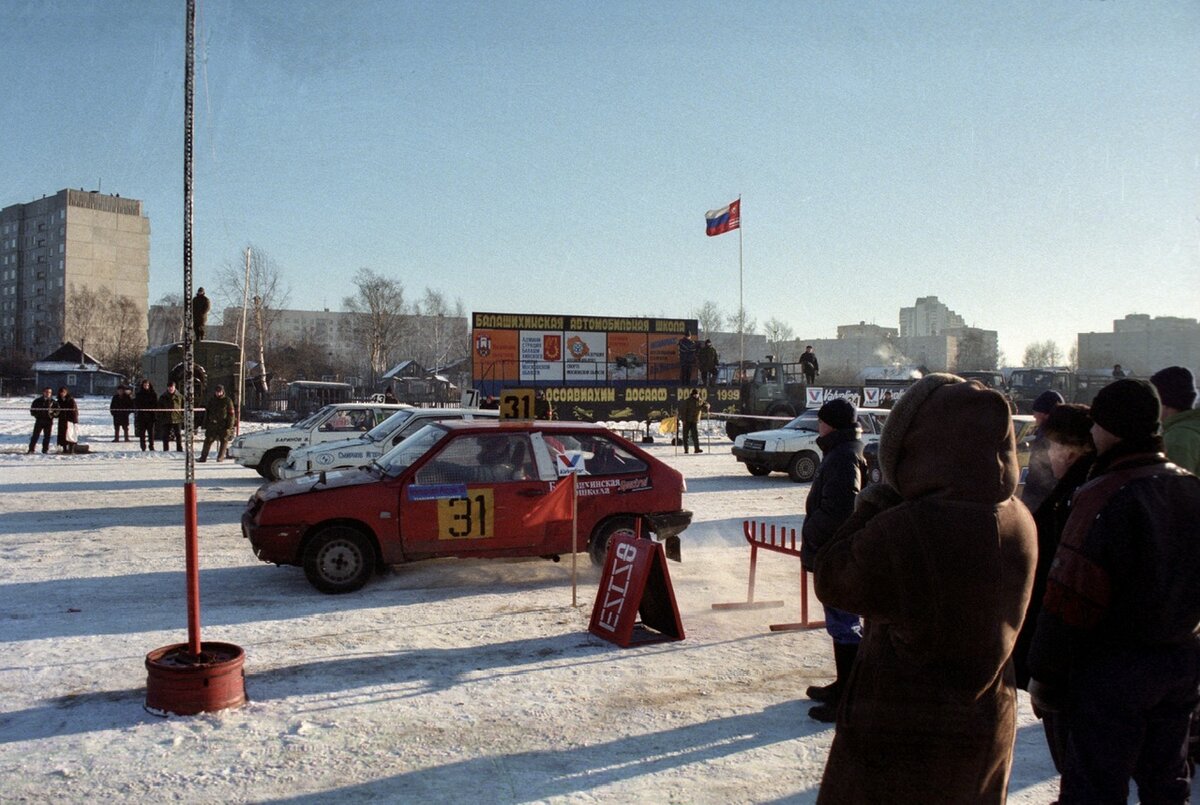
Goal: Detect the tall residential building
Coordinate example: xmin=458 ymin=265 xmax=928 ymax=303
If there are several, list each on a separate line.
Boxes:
xmin=0 ymin=189 xmax=150 ymax=362
xmin=898 ymin=295 xmax=965 ymax=337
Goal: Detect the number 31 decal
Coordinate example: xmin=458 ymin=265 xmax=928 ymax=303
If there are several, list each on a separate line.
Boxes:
xmin=437 ymin=489 xmax=494 ymax=540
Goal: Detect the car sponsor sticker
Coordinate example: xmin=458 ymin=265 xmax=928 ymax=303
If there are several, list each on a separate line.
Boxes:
xmin=408 ymin=483 xmax=469 ymax=501
xmin=576 ymin=476 xmax=651 ymax=496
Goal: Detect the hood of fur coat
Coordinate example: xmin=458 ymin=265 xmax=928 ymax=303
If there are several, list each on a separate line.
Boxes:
xmin=880 ymin=373 xmax=1018 ymax=503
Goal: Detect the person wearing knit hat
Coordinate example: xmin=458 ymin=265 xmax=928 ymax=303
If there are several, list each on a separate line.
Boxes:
xmin=1022 ymin=389 xmax=1066 ymax=512
xmin=1151 ymin=366 xmax=1200 ymax=473
xmin=1028 ymin=378 xmax=1200 ymax=803
xmin=800 ymin=395 xmax=867 ymax=724
xmin=1012 ymin=402 xmax=1097 ymax=774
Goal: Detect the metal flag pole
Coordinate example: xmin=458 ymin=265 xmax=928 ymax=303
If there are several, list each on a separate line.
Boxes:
xmin=738 ymin=195 xmax=744 ymax=374
xmin=236 ymin=247 xmax=250 ymax=433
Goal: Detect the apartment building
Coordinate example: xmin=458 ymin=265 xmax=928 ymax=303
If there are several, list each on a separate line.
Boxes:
xmin=0 ymin=189 xmax=150 ymax=361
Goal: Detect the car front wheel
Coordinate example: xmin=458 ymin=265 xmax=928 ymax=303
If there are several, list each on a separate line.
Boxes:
xmin=746 ymin=463 xmax=771 ymax=476
xmin=261 ymin=448 xmax=290 ymax=481
xmin=787 ymin=451 xmax=819 ymax=483
xmin=303 ymin=526 xmax=375 ymax=594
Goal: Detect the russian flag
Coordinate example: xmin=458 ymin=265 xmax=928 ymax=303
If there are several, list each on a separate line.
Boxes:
xmin=705 ymin=199 xmax=740 ymax=237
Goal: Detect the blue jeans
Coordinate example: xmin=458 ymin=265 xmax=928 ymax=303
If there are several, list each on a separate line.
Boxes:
xmin=823 ymin=606 xmax=862 ymax=644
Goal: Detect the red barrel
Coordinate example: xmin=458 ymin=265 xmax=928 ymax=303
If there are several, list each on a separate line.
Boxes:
xmin=145 ymin=642 xmax=246 ymax=716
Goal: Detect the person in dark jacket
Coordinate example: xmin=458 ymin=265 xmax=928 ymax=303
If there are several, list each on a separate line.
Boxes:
xmin=800 ymin=397 xmax=867 ymax=722
xmin=199 ymin=385 xmax=236 ymax=462
xmin=28 ymin=387 xmax=58 ymax=454
xmin=677 ymin=332 xmax=698 ymax=386
xmin=1028 ymin=379 xmax=1200 ymax=805
xmin=799 ymin=346 xmax=819 ymax=384
xmin=1011 ymin=403 xmax=1095 ymax=773
xmin=192 ymin=287 xmax=210 ymax=341
xmin=696 ymin=339 xmax=719 ymax=387
xmin=1021 ymin=389 xmax=1064 ymax=512
xmin=813 ymin=374 xmax=1036 ymax=804
xmin=157 ymin=381 xmax=185 ymax=451
xmin=679 ymin=388 xmax=708 ymax=453
xmin=109 ymin=385 xmax=134 ymax=441
xmin=133 ymin=379 xmax=158 ymax=451
xmin=55 ymin=386 xmax=79 ymax=453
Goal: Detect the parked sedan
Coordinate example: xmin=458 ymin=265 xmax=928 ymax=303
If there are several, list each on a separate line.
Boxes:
xmin=242 ymin=420 xmax=693 ymax=593
xmin=731 ymin=407 xmax=889 ymax=482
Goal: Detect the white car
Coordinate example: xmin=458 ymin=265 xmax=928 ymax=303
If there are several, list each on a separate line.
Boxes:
xmin=730 ymin=407 xmax=890 ymax=482
xmin=228 ymin=403 xmax=410 ymax=480
xmin=278 ymin=407 xmax=499 ymax=479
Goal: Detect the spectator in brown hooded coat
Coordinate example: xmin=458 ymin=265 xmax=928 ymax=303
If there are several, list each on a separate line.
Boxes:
xmin=812 ymin=373 xmax=1037 ymax=804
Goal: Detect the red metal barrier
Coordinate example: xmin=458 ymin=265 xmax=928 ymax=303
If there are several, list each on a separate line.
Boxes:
xmin=711 ymin=520 xmax=825 ymax=632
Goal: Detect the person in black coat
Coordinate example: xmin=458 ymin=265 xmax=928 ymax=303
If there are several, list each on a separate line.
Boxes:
xmin=1029 ymin=380 xmax=1200 ymax=804
xmin=1011 ymin=403 xmax=1094 ymax=773
xmin=55 ymin=387 xmax=79 ymax=453
xmin=109 ymin=385 xmax=134 ymax=441
xmin=28 ymin=387 xmax=58 ymax=454
xmin=133 ymin=379 xmax=158 ymax=451
xmin=192 ymin=287 xmax=211 ymax=341
xmin=799 ymin=346 xmax=819 ymax=384
xmin=801 ymin=397 xmax=867 ymax=722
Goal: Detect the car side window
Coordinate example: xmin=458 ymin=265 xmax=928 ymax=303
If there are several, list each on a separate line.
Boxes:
xmin=578 ymin=434 xmax=647 ymax=475
xmin=414 ymin=434 xmax=537 ymax=485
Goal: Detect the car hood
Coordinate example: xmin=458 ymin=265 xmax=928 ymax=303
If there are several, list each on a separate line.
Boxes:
xmin=738 ymin=427 xmax=814 ymax=444
xmin=291 ymin=434 xmax=371 ymax=457
xmin=259 ymin=466 xmax=378 ymax=501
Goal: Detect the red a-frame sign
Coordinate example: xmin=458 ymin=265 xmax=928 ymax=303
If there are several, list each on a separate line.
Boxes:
xmin=588 ymin=535 xmax=685 ymax=647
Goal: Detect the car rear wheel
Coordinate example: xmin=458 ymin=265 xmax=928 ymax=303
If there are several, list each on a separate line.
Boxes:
xmin=589 ymin=516 xmax=640 ymax=566
xmin=869 ymin=465 xmax=882 ymax=484
xmin=787 ymin=451 xmax=819 ymax=483
xmin=303 ymin=526 xmax=375 ymax=594
xmin=261 ymin=448 xmax=290 ymax=481
xmin=746 ymin=463 xmax=771 ymax=476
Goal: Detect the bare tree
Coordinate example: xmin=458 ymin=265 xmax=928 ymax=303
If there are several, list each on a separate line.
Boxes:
xmin=762 ymin=317 xmax=795 ymax=358
xmin=64 ymin=284 xmax=109 ymax=366
xmin=344 ymin=268 xmax=408 ymax=386
xmin=691 ymin=301 xmax=724 ymax=338
xmin=725 ymin=306 xmax=757 ymax=338
xmin=955 ymin=330 xmax=998 ymax=371
xmin=1022 ymin=340 xmax=1063 ymax=368
xmin=216 ymin=245 xmax=290 ymax=389
xmin=103 ymin=295 xmax=147 ymax=380
xmin=411 ymin=289 xmax=467 ymax=371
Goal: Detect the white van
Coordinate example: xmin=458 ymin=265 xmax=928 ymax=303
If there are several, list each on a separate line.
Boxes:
xmin=227 ymin=403 xmax=409 ymax=479
xmin=278 ymin=407 xmax=499 ymax=479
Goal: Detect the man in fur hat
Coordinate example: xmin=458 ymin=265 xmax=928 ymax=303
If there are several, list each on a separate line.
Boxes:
xmin=1029 ymin=378 xmax=1200 ymax=804
xmin=812 ymin=374 xmax=1036 ymax=803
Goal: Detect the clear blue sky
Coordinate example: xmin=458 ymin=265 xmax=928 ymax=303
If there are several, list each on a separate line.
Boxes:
xmin=2 ymin=1 xmax=1196 ymax=364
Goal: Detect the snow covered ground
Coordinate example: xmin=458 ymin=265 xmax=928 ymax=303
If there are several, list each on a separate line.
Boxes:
xmin=0 ymin=395 xmax=1151 ymax=803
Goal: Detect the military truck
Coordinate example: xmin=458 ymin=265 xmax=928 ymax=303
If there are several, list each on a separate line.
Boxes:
xmin=1007 ymin=367 xmax=1075 ymax=413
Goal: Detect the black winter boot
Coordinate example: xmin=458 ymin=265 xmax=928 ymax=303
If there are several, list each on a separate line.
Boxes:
xmin=808 ymin=641 xmax=859 ymax=723
xmin=806 ymin=639 xmax=842 ymax=703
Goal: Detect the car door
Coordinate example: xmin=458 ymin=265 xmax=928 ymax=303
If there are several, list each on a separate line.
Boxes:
xmin=399 ymin=431 xmax=547 ymax=555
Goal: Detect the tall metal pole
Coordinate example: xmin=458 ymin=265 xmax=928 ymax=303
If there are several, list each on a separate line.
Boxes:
xmin=738 ymin=195 xmax=744 ymax=374
xmin=182 ymin=0 xmax=202 ymax=657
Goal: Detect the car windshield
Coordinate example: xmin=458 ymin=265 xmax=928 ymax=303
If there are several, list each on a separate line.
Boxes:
xmin=294 ymin=406 xmax=334 ymax=429
xmin=373 ymin=423 xmax=450 ymax=476
xmin=366 ymin=409 xmax=416 ymax=442
xmin=782 ymin=412 xmax=820 ymax=431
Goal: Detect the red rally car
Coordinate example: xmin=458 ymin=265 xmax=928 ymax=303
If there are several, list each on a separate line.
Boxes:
xmin=242 ymin=420 xmax=692 ymax=593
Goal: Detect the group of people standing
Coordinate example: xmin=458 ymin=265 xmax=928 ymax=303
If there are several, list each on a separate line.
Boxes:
xmin=677 ymin=332 xmax=720 ymax=387
xmin=27 ymin=386 xmax=79 ymax=454
xmin=27 ymin=379 xmax=237 ymax=460
xmin=797 ymin=365 xmax=1200 ymax=803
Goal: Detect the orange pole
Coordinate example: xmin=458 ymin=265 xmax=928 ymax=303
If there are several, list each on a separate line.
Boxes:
xmin=184 ymin=482 xmax=201 ymax=654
